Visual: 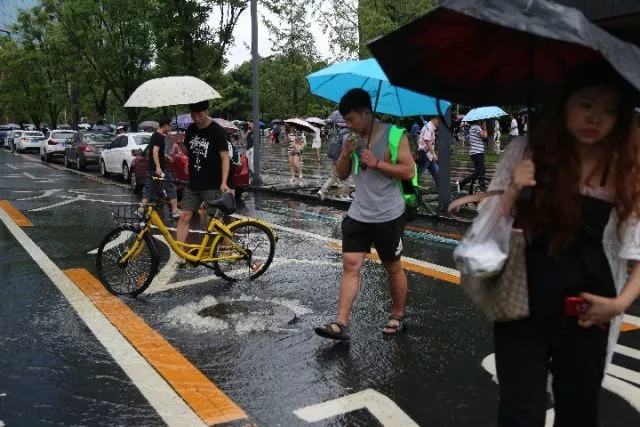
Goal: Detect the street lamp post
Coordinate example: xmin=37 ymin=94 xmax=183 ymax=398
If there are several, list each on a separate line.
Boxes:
xmin=250 ymin=0 xmax=262 ymax=186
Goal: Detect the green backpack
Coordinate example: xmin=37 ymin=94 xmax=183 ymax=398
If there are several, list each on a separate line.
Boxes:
xmin=351 ymin=125 xmax=421 ymax=221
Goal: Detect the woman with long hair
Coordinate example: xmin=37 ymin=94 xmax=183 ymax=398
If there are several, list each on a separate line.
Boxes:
xmin=487 ymin=62 xmax=640 ymax=426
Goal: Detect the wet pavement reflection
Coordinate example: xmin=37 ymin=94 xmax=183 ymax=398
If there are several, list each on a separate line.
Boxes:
xmin=0 ymin=148 xmax=639 ymax=427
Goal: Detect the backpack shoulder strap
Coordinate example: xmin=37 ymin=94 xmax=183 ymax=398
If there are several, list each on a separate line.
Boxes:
xmin=388 ymin=125 xmax=405 ymax=164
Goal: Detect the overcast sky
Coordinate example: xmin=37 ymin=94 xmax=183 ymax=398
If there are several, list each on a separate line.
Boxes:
xmin=211 ymin=4 xmax=332 ymax=72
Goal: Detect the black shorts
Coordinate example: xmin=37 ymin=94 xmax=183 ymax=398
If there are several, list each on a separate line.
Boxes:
xmin=341 ymin=214 xmax=405 ymax=262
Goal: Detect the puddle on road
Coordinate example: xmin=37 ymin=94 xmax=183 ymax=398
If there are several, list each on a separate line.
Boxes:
xmin=163 ymin=294 xmax=313 ymax=334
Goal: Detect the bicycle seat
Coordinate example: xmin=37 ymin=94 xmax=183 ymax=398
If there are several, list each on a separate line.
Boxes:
xmin=207 ymin=192 xmax=236 ymax=215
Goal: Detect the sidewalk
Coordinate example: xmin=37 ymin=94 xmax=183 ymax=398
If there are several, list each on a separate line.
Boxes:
xmin=249 ymin=139 xmax=498 ymax=211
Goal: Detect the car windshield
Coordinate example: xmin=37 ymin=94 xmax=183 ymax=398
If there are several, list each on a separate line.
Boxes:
xmin=51 ymin=132 xmax=75 ymax=140
xmin=85 ymin=134 xmax=113 ymax=144
xmin=132 ymin=135 xmax=151 ymax=145
xmin=25 ymin=132 xmax=44 ymax=137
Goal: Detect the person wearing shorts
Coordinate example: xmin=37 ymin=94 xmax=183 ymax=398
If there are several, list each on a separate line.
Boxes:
xmin=315 ymin=88 xmax=414 ymax=341
xmin=137 ymin=118 xmax=179 ymax=218
xmin=176 ymin=100 xmax=234 ymax=245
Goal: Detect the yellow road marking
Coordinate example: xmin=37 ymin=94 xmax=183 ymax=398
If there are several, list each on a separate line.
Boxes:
xmin=64 ymin=268 xmax=247 ymax=425
xmin=0 ymin=200 xmax=32 ymax=227
xmin=621 ymin=323 xmax=640 ymax=332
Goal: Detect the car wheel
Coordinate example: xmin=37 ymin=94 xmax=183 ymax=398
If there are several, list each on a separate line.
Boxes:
xmin=40 ymin=150 xmax=45 ymax=161
xmin=77 ymin=155 xmax=84 ymax=171
xmin=100 ymin=159 xmax=108 ymax=177
xmin=44 ymin=152 xmax=51 ymax=163
xmin=64 ymin=154 xmax=70 ymax=168
xmin=123 ymin=163 xmax=130 ymax=183
xmin=130 ymin=171 xmax=140 ymax=193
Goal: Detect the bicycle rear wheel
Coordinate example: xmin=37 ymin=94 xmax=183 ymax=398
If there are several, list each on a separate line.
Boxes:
xmin=96 ymin=225 xmax=159 ymax=296
xmin=212 ymin=220 xmax=276 ymax=282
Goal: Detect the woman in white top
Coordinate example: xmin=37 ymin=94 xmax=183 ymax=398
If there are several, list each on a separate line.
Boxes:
xmin=312 ymin=127 xmax=322 ymax=162
xmin=486 ymin=62 xmax=640 ymax=426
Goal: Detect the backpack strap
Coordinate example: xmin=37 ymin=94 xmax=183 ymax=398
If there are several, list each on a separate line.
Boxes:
xmin=388 ymin=125 xmax=404 ymax=164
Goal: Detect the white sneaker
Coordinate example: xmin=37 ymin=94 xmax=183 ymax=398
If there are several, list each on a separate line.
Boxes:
xmin=317 ymin=190 xmax=326 ymax=201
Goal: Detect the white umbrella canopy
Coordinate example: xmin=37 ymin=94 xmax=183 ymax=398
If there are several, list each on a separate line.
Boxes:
xmin=285 ymin=118 xmax=317 ymax=133
xmin=138 ymin=120 xmax=159 ymax=130
xmin=124 ymin=76 xmax=221 ymax=108
xmin=306 ymin=117 xmax=325 ymax=126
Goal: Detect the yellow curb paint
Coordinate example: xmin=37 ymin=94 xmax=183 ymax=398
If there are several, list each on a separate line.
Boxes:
xmin=0 ymin=200 xmax=32 ymax=227
xmin=620 ymin=323 xmax=640 ymax=332
xmin=64 ymin=268 xmax=247 ymax=425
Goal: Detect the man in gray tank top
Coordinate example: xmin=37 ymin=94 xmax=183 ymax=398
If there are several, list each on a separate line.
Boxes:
xmin=315 ymin=88 xmax=415 ymax=341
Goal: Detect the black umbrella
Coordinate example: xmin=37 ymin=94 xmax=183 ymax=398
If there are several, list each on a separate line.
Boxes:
xmin=368 ymin=0 xmax=640 ymax=106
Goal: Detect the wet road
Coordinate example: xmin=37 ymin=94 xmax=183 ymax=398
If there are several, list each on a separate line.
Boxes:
xmin=0 ymin=147 xmax=639 ymax=427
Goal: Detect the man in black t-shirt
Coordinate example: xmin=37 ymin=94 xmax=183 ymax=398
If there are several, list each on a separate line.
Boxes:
xmin=177 ymin=100 xmax=234 ymax=244
xmin=137 ymin=118 xmax=179 ymax=218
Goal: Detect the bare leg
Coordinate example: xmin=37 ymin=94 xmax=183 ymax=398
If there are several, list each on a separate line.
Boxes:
xmin=382 ymin=260 xmax=408 ymax=332
xmin=332 ymin=252 xmax=366 ymax=330
xmin=296 ymin=156 xmax=303 ymax=179
xmin=289 ymin=155 xmax=295 ymax=181
xmin=177 ymin=211 xmax=193 ymax=243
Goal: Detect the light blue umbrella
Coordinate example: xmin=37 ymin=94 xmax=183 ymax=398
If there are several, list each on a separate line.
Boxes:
xmin=462 ymin=106 xmax=507 ymax=122
xmin=307 ymin=58 xmax=450 ymax=117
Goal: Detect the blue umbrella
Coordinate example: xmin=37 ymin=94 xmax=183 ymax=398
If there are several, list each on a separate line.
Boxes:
xmin=307 ymin=58 xmax=450 ymax=117
xmin=462 ymin=106 xmax=507 ymax=122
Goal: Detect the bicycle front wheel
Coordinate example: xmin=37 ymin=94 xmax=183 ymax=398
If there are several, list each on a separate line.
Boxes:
xmin=212 ymin=220 xmax=276 ymax=282
xmin=96 ymin=225 xmax=159 ymax=296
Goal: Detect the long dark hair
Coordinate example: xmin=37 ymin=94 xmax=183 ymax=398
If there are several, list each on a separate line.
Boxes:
xmin=517 ymin=63 xmax=640 ymax=254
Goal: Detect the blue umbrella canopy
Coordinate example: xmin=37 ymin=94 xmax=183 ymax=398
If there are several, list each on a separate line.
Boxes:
xmin=307 ymin=58 xmax=450 ymax=117
xmin=463 ymin=106 xmax=507 ymax=122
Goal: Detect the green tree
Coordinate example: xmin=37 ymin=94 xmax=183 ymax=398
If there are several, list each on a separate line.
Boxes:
xmin=42 ymin=0 xmax=156 ymax=125
xmin=358 ymin=0 xmax=437 ymax=57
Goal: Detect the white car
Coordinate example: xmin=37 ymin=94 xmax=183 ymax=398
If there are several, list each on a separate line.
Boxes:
xmin=40 ymin=130 xmax=77 ymax=162
xmin=14 ymin=131 xmax=45 ymax=153
xmin=99 ymin=132 xmax=151 ymax=182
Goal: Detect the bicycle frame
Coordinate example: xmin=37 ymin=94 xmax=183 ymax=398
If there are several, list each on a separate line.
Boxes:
xmin=120 ymin=206 xmax=264 ymax=265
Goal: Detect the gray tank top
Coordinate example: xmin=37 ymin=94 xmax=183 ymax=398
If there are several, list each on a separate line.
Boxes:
xmin=347 ymin=124 xmax=406 ymax=223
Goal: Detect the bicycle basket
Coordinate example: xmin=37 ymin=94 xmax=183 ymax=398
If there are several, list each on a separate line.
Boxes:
xmin=109 ymin=204 xmax=145 ymax=227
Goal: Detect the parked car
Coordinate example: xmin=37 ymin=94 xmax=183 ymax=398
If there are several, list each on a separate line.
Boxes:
xmin=99 ymin=132 xmax=151 ymax=182
xmin=7 ymin=129 xmax=23 ymax=152
xmin=14 ymin=131 xmax=45 ymax=153
xmin=64 ymin=132 xmax=114 ymax=170
xmin=0 ymin=127 xmax=13 ymax=147
xmin=129 ymin=133 xmax=250 ymax=199
xmin=40 ymin=130 xmax=77 ymax=162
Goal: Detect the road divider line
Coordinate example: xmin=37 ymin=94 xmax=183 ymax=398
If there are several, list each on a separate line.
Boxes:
xmin=0 ymin=208 xmax=206 ymax=427
xmin=0 ymin=200 xmax=33 ymax=227
xmin=64 ymin=268 xmax=247 ymax=425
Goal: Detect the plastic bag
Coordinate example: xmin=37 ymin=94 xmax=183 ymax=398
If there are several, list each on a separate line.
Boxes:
xmin=453 ymin=193 xmax=514 ymax=278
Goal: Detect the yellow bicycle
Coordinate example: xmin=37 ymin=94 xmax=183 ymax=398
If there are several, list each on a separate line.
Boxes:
xmin=96 ymin=185 xmax=277 ymax=297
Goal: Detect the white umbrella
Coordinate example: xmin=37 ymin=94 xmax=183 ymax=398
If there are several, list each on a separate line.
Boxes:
xmin=306 ymin=117 xmax=325 ymax=126
xmin=285 ymin=118 xmax=317 ymax=133
xmin=139 ymin=120 xmax=159 ymax=130
xmin=462 ymin=106 xmax=507 ymax=122
xmin=124 ymin=76 xmax=221 ymax=108
xmin=213 ymin=118 xmax=239 ymax=131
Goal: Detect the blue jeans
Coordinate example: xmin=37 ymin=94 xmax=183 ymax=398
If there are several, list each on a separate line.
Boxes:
xmin=417 ymin=159 xmax=439 ymax=190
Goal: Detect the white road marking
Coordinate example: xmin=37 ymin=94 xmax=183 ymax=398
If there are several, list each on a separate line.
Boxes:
xmin=0 ymin=206 xmax=206 ymax=426
xmin=17 ymin=189 xmax=61 ymax=201
xmin=481 ymin=353 xmax=640 ymax=421
xmin=293 ymin=389 xmax=419 ymax=427
xmin=617 ymin=345 xmax=640 ymax=361
xmin=5 ymin=164 xmax=18 ymax=169
xmin=69 ymin=190 xmax=129 ymax=197
xmin=29 ymin=195 xmax=85 ymax=212
xmin=22 ymin=172 xmax=36 ymax=179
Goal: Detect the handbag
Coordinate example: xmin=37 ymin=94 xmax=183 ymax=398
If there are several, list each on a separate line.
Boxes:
xmin=451 ymin=192 xmax=529 ymax=322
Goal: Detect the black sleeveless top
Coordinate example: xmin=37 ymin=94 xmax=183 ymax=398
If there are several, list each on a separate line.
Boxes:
xmin=523 ymin=178 xmax=616 ymax=320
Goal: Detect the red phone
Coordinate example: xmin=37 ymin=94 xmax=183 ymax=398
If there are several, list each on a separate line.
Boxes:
xmin=564 ymin=296 xmax=590 ymax=317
